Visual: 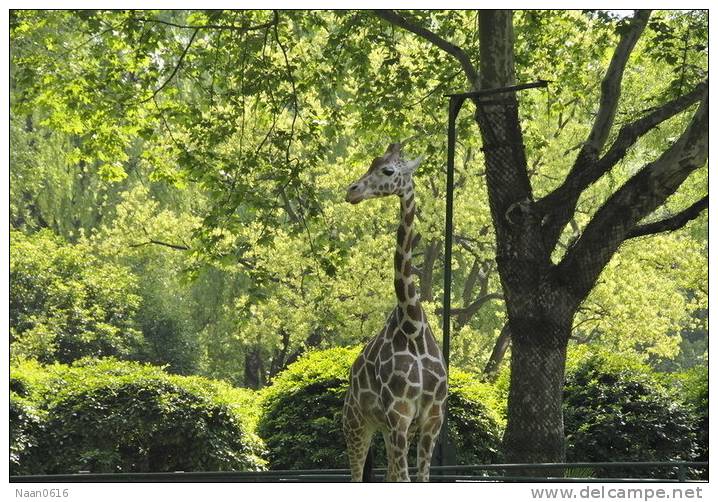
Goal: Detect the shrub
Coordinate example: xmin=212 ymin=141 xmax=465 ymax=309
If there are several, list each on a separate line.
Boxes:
xmin=10 ymin=358 xmax=266 ymax=474
xmin=258 ymin=347 xmax=358 ymax=470
xmin=447 ymin=370 xmax=504 ymax=465
xmin=563 ymin=347 xmax=699 ymax=478
xmin=10 ymin=358 xmax=52 ymax=474
xmin=668 ymin=365 xmax=708 ymax=478
xmin=257 ymin=346 xmax=503 ymax=470
xmin=671 ymin=366 xmax=708 ymax=460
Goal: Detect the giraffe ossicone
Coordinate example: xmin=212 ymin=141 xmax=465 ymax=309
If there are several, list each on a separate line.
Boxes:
xmin=342 ymin=142 xmax=448 ymax=482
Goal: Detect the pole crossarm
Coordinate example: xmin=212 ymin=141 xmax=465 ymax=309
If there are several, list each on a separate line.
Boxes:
xmin=445 ymin=79 xmax=549 ymax=100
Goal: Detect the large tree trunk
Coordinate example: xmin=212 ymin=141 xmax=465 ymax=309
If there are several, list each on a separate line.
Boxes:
xmin=476 ymin=10 xmax=573 ymax=463
xmin=502 ymin=313 xmax=570 ymax=463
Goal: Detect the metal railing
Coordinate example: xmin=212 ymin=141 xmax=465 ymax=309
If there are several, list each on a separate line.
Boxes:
xmin=10 ymin=461 xmax=707 ymax=483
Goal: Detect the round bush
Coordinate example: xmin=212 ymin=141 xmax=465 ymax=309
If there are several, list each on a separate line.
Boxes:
xmin=257 ymin=346 xmax=503 ymax=470
xmin=11 ymin=358 xmax=266 ymax=474
xmin=447 ymin=371 xmax=504 ymax=465
xmin=258 ymin=347 xmax=358 ymax=470
xmin=563 ymin=347 xmax=699 ymax=478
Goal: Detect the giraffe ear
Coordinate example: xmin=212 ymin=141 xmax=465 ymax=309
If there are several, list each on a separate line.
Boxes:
xmin=385 ymin=142 xmax=402 ymax=159
xmin=405 ymin=156 xmax=423 ymax=173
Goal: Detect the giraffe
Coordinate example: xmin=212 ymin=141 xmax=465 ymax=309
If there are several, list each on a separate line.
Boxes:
xmin=342 ymin=142 xmax=448 ymax=482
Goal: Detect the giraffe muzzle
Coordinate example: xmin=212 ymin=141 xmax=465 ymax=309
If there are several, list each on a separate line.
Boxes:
xmin=345 ymin=184 xmax=364 ymax=204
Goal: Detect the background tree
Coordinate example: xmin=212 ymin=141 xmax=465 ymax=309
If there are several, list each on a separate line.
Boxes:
xmin=10 ymin=231 xmax=144 ymax=363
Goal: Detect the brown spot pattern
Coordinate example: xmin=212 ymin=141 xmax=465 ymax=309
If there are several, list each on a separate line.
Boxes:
xmin=401 ymin=320 xmax=417 ymax=334
xmin=394 ymin=278 xmax=406 ymax=303
xmin=392 ymin=333 xmax=408 ymax=353
xmin=406 ymin=304 xmax=421 ymax=321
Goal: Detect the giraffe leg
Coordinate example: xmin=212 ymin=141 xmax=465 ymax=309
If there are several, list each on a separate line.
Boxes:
xmin=346 ymin=427 xmax=374 ymax=482
xmin=416 ymin=405 xmax=444 ymax=482
xmin=343 ymin=403 xmax=374 ymax=482
xmin=381 ymin=431 xmax=392 ymax=481
xmin=382 ymin=419 xmax=411 ymax=482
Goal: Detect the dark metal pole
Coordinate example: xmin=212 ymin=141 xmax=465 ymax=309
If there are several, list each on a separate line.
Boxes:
xmin=439 ymin=95 xmax=464 ymax=466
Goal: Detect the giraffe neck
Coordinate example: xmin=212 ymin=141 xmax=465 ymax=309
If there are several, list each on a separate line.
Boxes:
xmin=394 ymin=188 xmax=420 ymax=315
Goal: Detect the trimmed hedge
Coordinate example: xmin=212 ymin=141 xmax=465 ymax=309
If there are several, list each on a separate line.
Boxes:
xmin=257 ymin=347 xmax=503 ymax=470
xmin=10 ymin=358 xmax=266 ymax=474
xmin=563 ymin=347 xmax=699 ymax=478
xmin=11 ymin=346 xmax=701 ymax=476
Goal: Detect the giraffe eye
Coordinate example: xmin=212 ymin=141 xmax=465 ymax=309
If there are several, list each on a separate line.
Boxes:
xmin=382 ymin=167 xmax=395 ymax=176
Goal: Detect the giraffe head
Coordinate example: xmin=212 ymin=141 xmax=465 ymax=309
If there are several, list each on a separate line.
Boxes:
xmin=345 ymin=142 xmax=422 ymax=204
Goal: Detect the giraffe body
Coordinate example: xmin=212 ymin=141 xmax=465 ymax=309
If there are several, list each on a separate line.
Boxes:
xmin=342 ymin=143 xmax=447 ymax=482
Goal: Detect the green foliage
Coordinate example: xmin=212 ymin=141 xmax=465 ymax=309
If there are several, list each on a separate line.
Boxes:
xmin=445 ymin=370 xmax=504 ymax=465
xmin=667 ymin=366 xmax=708 ymax=467
xmin=10 ymin=358 xmax=266 ymax=474
xmin=10 ymin=230 xmax=144 ymax=363
xmin=9 ymin=9 xmax=708 ymax=386
xmin=580 ymin=231 xmax=707 ymax=361
xmin=644 ymin=11 xmax=707 ymax=96
xmin=563 ymin=346 xmax=699 ymax=478
xmin=257 ymin=347 xmax=503 ymax=470
xmin=257 ymin=347 xmax=359 ymax=469
xmin=9 ymin=393 xmax=45 ymax=475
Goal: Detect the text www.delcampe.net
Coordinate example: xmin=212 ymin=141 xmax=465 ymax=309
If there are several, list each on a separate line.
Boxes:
xmin=530 ymin=486 xmax=704 ymax=501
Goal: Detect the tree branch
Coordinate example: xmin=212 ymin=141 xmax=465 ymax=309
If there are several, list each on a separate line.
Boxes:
xmin=627 ymin=196 xmax=707 ymax=239
xmin=483 ymin=323 xmax=511 ymax=380
xmin=419 ymin=239 xmax=440 ymax=302
xmin=582 ymin=10 xmax=651 ymax=158
xmin=129 ymin=238 xmax=258 ymax=272
xmin=536 ymin=80 xmax=707 ymax=217
xmin=273 ymin=11 xmax=298 ymax=165
xmin=558 ymin=95 xmax=708 ymax=304
xmin=436 ymin=292 xmax=503 ymax=317
xmin=534 ymin=11 xmax=650 ymax=252
xmin=133 ymin=13 xmax=278 ymax=33
xmin=141 ymin=28 xmax=200 ymax=104
xmin=129 ymin=239 xmax=190 ymax=250
xmin=373 ymin=10 xmax=480 ymax=87
xmin=462 ymin=258 xmax=482 ymax=307
xmin=595 ymin=79 xmax=707 ymax=170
